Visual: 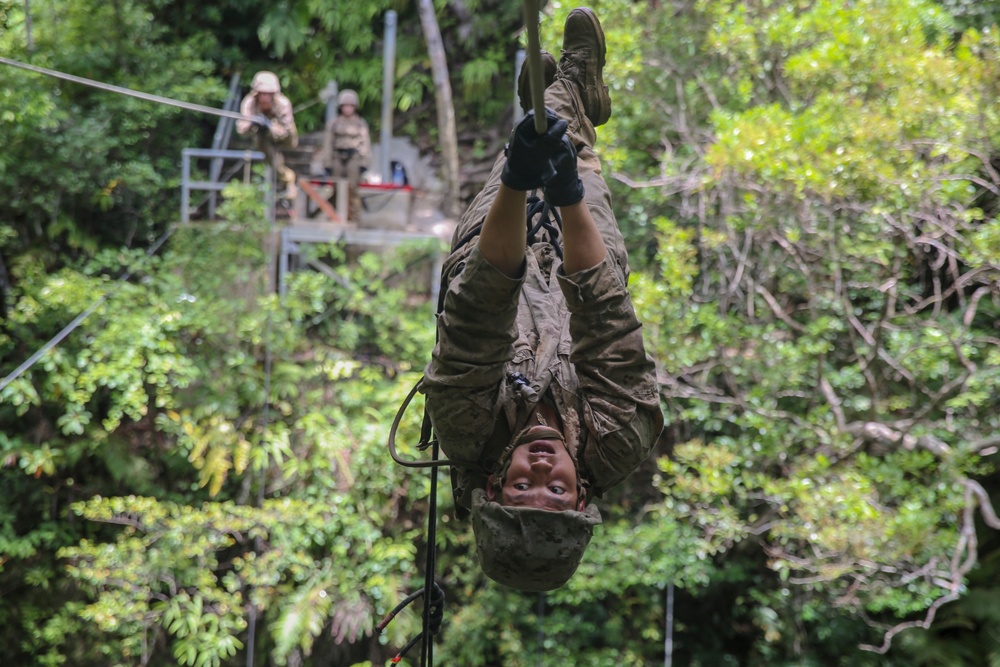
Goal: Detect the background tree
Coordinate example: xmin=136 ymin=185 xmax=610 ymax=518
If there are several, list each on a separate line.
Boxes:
xmin=417 ymin=0 xmax=462 ymax=218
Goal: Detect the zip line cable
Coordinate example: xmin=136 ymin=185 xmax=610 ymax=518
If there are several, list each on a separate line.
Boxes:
xmin=0 ymin=55 xmax=324 ymax=118
xmin=0 ymin=226 xmax=176 ymax=393
xmin=0 ymin=55 xmax=253 ymax=122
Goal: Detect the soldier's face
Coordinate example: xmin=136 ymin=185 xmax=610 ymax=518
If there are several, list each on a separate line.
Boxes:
xmin=257 ymin=92 xmax=274 ymax=112
xmin=500 ymin=429 xmax=580 ymax=511
xmin=340 ymin=104 xmax=356 ymax=116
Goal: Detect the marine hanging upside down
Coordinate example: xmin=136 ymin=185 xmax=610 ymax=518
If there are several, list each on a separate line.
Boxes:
xmin=420 ymin=7 xmax=664 ymax=592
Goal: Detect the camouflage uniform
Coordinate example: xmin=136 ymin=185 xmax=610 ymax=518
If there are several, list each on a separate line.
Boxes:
xmin=236 ymin=75 xmax=299 ymax=194
xmin=317 ymin=95 xmax=371 ymax=222
xmin=422 ymin=78 xmax=663 ymax=566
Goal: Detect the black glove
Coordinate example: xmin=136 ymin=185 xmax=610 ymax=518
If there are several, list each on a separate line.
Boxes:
xmin=543 ymin=135 xmax=584 ymax=206
xmin=251 ymin=115 xmax=272 ymax=133
xmin=500 ymin=109 xmax=569 ymax=191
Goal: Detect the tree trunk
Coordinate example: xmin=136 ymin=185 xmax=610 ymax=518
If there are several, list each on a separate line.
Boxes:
xmin=417 ymin=0 xmax=461 ymax=219
xmin=23 ymin=0 xmax=35 ymax=52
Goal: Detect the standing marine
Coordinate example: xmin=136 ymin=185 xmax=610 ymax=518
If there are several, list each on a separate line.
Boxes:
xmin=316 ymin=89 xmax=372 ymax=222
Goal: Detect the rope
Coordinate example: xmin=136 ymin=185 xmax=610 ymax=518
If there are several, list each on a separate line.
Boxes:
xmin=522 ymin=0 xmax=548 ymax=133
xmin=0 ymin=56 xmax=254 ymax=122
xmin=387 ymin=378 xmax=451 ymax=469
xmin=420 ymin=441 xmax=443 ymax=666
xmin=0 ymin=226 xmax=176 ymax=393
xmin=246 ymin=268 xmax=274 ymax=667
xmin=525 ymin=195 xmax=564 ymax=259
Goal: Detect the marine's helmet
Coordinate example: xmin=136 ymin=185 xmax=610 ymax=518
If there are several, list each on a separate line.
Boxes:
xmin=251 ymin=71 xmax=281 ymax=94
xmin=471 ymin=488 xmax=602 ymax=592
xmin=337 ymin=89 xmax=360 ymax=107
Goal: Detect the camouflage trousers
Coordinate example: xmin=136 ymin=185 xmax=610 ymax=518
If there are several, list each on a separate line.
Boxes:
xmin=329 ymin=149 xmax=365 ymax=223
xmin=254 ymin=134 xmax=297 ymax=193
xmin=452 ymin=77 xmax=629 ymax=280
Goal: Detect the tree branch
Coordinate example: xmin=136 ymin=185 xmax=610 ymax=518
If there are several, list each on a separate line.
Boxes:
xmin=961 ymin=479 xmax=1000 ymax=529
xmin=843 ymin=421 xmax=950 ymax=456
xmin=857 ymin=591 xmax=962 ymax=653
xmin=755 ymin=284 xmax=806 ymax=332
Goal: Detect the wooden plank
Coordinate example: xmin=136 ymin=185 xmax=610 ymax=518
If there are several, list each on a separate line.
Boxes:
xmin=298 ymin=177 xmax=342 ymax=223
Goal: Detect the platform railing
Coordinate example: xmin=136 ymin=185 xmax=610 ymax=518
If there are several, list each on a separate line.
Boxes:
xmin=180 ymin=147 xmax=271 ymax=223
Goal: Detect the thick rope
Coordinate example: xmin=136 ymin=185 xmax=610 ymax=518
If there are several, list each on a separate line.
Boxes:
xmin=522 ymin=0 xmax=548 ymax=133
xmin=387 ymin=378 xmax=452 ymax=469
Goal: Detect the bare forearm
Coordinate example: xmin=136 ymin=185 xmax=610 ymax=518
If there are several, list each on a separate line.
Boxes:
xmin=478 ymin=183 xmax=528 ymax=278
xmin=560 ymin=200 xmax=607 ymax=275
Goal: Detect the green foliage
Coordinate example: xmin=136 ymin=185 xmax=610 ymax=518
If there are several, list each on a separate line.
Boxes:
xmin=58 ymin=495 xmax=414 ymax=666
xmin=4 ymin=0 xmax=1000 ymax=665
xmin=0 ymin=0 xmax=224 ymax=258
xmin=163 ymin=593 xmax=244 ymax=667
xmin=2 ymin=164 xmax=438 ymax=665
xmin=619 ymin=0 xmax=1000 ymax=661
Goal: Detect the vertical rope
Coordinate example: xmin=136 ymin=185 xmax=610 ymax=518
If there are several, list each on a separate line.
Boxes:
xmin=536 ymin=592 xmax=546 ymax=666
xmin=247 ymin=176 xmax=277 ymax=667
xmin=664 ymin=583 xmax=674 ymax=667
xmin=420 ymin=442 xmax=441 ymax=667
xmin=522 ymin=0 xmax=548 ymax=133
xmin=246 ymin=337 xmax=271 ymax=667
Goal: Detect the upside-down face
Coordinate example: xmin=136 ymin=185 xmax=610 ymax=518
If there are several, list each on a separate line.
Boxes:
xmin=493 ymin=425 xmax=583 ymax=511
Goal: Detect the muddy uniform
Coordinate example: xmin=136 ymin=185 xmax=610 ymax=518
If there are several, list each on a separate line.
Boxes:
xmin=318 ymin=114 xmax=371 ymax=222
xmin=421 ymin=77 xmax=663 ymax=519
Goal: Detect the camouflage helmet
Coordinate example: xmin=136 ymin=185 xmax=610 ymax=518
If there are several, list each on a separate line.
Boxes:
xmin=471 ymin=488 xmax=602 ymax=592
xmin=251 ymin=71 xmax=281 ymax=94
xmin=338 ymin=89 xmax=360 ymax=107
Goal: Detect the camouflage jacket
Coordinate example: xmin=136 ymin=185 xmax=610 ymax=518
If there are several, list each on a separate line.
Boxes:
xmin=422 ymin=238 xmax=663 ymax=519
xmin=236 ymin=92 xmax=298 ymax=147
xmin=318 ymin=114 xmax=372 ymax=168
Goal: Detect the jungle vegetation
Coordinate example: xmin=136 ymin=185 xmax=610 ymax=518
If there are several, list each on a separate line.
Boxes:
xmin=1 ymin=0 xmax=999 ymax=665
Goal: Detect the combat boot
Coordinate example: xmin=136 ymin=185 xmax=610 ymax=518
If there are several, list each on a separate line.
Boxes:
xmin=517 ymin=50 xmax=557 ymax=114
xmin=555 ymin=7 xmax=611 ymax=127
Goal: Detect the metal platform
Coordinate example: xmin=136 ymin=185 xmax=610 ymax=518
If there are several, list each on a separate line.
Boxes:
xmin=180 ymin=147 xmax=446 ymax=303
xmin=180 ymin=147 xmax=270 ymax=223
xmin=278 ymin=222 xmax=443 ymax=304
